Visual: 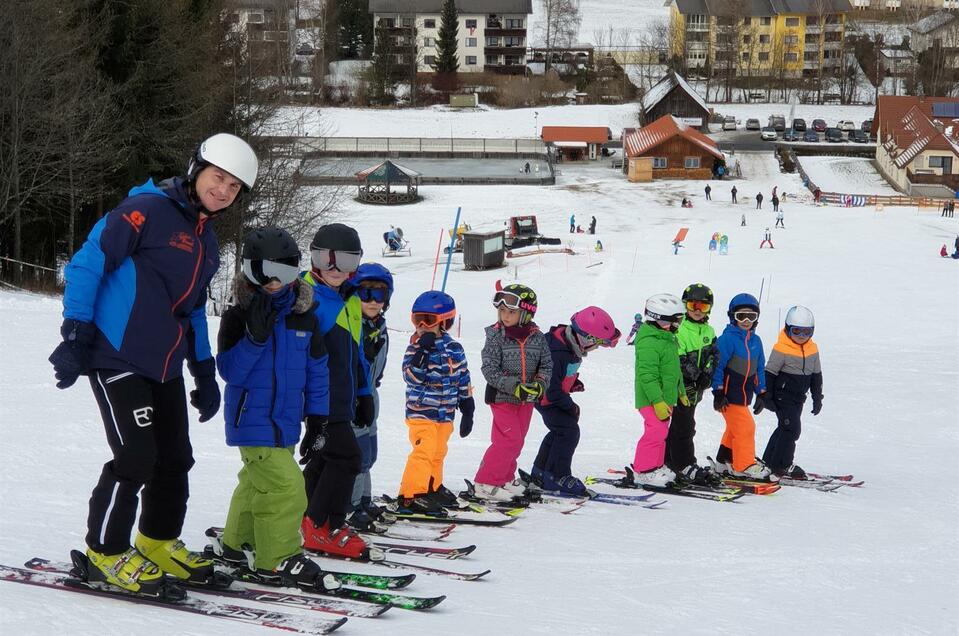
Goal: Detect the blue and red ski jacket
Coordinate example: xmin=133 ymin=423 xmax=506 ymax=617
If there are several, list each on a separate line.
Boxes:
xmin=711 ymin=322 xmax=766 ymax=406
xmin=62 ymin=177 xmax=219 ymax=382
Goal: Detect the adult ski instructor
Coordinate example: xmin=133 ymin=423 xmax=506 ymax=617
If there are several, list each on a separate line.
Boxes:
xmin=48 ymin=134 xmax=258 ymax=596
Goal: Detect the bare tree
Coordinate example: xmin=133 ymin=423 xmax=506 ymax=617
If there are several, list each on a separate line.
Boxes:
xmin=539 ymin=0 xmax=582 ymax=72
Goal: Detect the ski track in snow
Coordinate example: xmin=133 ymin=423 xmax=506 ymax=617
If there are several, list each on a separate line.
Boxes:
xmin=2 ymin=151 xmax=958 ymax=635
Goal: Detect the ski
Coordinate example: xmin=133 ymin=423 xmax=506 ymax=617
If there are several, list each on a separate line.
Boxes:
xmin=2 ymin=561 xmax=346 ymax=634
xmin=719 ymin=478 xmax=782 ymax=495
xmin=207 ymin=560 xmax=446 ymax=611
xmin=365 ymin=541 xmax=477 ymax=560
xmin=203 ymin=527 xmax=413 ymax=590
xmin=585 ymin=469 xmax=745 ymax=503
xmin=371 ymin=523 xmax=457 ymax=542
xmin=805 ymin=473 xmax=865 ymax=486
xmin=776 ymin=477 xmax=844 ymax=492
xmin=24 ymin=558 xmax=388 ymax=619
xmin=539 ymin=491 xmax=668 ymax=509
xmin=305 ymin=547 xmax=491 ymax=582
xmin=377 ymin=496 xmax=522 ymax=527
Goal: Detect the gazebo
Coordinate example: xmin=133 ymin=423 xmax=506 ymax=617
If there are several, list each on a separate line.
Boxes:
xmin=355 ymin=160 xmax=421 ymax=205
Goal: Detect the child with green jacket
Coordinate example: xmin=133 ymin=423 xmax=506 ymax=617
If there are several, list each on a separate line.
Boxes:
xmin=632 ymin=294 xmax=688 ymax=487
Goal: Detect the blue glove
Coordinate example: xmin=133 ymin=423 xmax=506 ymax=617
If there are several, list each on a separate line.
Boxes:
xmin=48 ymin=319 xmax=97 ymax=389
xmin=458 ymin=397 xmax=475 ymax=438
xmin=189 ymin=358 xmax=221 ymax=423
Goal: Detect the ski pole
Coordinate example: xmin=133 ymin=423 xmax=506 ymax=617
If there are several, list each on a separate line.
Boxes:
xmin=440 ymin=207 xmax=462 ymax=293
xmin=430 ymin=228 xmax=444 ymax=290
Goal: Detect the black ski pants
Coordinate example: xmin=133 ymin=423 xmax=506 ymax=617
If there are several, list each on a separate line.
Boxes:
xmin=86 ymin=370 xmax=194 ymax=555
xmin=532 ymin=404 xmax=580 ymax=478
xmin=762 ymin=402 xmax=803 ymax=471
xmin=665 ymin=400 xmax=699 ymax=473
xmin=303 ymin=420 xmax=361 ymax=530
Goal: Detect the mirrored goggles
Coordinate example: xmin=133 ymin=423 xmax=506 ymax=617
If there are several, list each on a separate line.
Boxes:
xmin=733 ymin=310 xmax=760 ymax=323
xmin=311 ymin=248 xmax=362 ymax=273
xmin=242 ymin=257 xmax=300 ymax=287
xmin=788 ymin=326 xmax=814 ymax=338
xmin=357 ymin=287 xmax=389 ymax=304
xmin=685 ymin=300 xmax=712 ymax=313
xmin=411 ymin=310 xmax=456 ymax=330
xmin=493 ymin=291 xmax=536 ymax=313
xmin=572 ymin=323 xmax=623 ymax=348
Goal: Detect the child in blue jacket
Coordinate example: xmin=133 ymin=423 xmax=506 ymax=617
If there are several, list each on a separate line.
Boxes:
xmin=215 ymin=228 xmax=335 ymax=591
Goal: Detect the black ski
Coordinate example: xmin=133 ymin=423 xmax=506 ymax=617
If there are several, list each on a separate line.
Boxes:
xmin=367 ymin=540 xmax=477 ymax=560
xmin=585 ymin=468 xmax=745 ymax=503
xmin=3 ymin=560 xmax=346 ymax=634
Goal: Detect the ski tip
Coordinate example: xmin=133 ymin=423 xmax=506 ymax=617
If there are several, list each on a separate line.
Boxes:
xmin=328 ymin=617 xmax=349 ymax=633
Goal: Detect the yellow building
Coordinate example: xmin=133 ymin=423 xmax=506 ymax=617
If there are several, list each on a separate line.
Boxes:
xmin=668 ymin=0 xmax=851 ymax=78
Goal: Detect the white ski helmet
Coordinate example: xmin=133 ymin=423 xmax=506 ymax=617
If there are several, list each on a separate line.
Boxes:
xmin=188 ymin=133 xmax=259 ymax=190
xmin=785 ymin=305 xmax=815 ymax=329
xmin=645 ymin=293 xmax=685 ymax=323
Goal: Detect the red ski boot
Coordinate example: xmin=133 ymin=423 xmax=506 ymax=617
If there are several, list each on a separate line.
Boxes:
xmin=301 ymin=517 xmax=371 ymax=559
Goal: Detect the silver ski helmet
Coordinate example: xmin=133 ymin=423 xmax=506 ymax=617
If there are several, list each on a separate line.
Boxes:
xmin=645 ymin=293 xmax=684 ymax=329
xmin=187 ymin=133 xmax=259 ymax=191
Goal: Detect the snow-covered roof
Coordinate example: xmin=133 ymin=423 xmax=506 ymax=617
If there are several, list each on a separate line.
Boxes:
xmin=642 ymin=71 xmax=708 ymax=115
xmin=909 ymin=11 xmax=958 ymax=35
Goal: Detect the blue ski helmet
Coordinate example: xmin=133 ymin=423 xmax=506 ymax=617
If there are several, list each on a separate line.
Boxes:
xmin=727 ymin=293 xmax=760 ymax=326
xmin=412 ymin=290 xmax=455 ymax=315
xmin=351 ymin=263 xmax=394 ymax=309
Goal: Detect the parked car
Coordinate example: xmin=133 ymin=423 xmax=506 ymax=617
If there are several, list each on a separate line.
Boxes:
xmin=812 ymin=118 xmax=827 ymax=132
xmin=792 ymin=118 xmax=807 ymax=132
xmin=783 ymin=129 xmax=801 ymax=142
xmin=761 ymin=127 xmax=778 ymax=141
xmin=722 ymin=116 xmax=737 ymax=131
xmin=769 ymin=115 xmax=786 ymax=131
xmin=803 ymin=130 xmax=820 ymax=143
xmin=825 ymin=127 xmax=844 ymax=142
xmin=746 ymin=118 xmax=761 ymax=131
xmin=837 ymin=120 xmax=856 ymax=131
xmin=848 ymin=129 xmax=869 ymax=143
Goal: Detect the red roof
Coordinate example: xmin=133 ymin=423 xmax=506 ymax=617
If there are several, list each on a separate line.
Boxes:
xmin=541 ymin=126 xmax=611 ymax=144
xmin=873 ymin=96 xmax=959 ymax=168
xmin=623 ymin=115 xmax=723 ymax=160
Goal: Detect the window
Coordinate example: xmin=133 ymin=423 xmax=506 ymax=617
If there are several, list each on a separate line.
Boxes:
xmin=785 ymin=52 xmax=798 ymax=62
xmin=424 ymin=19 xmax=436 ymax=28
xmin=761 ymin=16 xmax=771 ymax=25
xmin=806 ymin=15 xmax=819 ymax=25
xmin=485 ymin=54 xmax=499 ymax=64
xmin=805 ymin=33 xmax=818 ymax=43
xmin=759 ymin=34 xmax=770 ymax=44
xmin=684 ymin=157 xmax=701 ymax=169
xmin=759 ymin=51 xmax=770 ymax=61
xmin=824 ymin=31 xmax=841 ymax=42
xmin=785 ymin=35 xmax=799 ymax=45
xmin=466 ymin=55 xmax=477 ymax=65
xmin=486 ymin=36 xmax=500 ymax=45
xmin=785 ymin=17 xmax=800 ymax=26
xmin=402 ymin=17 xmax=413 ymax=27
xmin=687 ymin=14 xmax=707 ymax=27
xmin=743 ymin=34 xmax=751 ymax=43
xmin=506 ymin=18 xmax=524 ymax=28
xmin=804 ymin=51 xmax=817 ymax=61
xmin=505 ymin=36 xmax=523 ymax=46
xmin=379 ymin=18 xmax=395 ymax=28
xmin=688 ymin=31 xmax=706 ymax=42
xmin=466 ymin=37 xmax=477 ymax=47
xmin=465 ymin=19 xmax=477 ymax=28
xmin=423 ymin=36 xmax=435 ymax=47
xmin=742 ymin=52 xmax=750 ymax=61
xmin=424 ymin=55 xmax=436 ymax=65
xmin=653 ymin=157 xmax=667 ymax=168
xmin=743 ymin=17 xmax=751 ymax=25
xmin=928 ymin=156 xmax=948 ymax=168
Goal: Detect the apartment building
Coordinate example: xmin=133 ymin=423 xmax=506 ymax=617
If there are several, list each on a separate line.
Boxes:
xmin=669 ymin=0 xmax=853 ymax=78
xmin=369 ymin=0 xmax=533 ymax=74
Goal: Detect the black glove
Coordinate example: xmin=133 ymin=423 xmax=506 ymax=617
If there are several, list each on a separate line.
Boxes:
xmin=48 ymin=319 xmax=97 ymax=389
xmin=458 ymin=397 xmax=475 ymax=438
xmin=752 ymin=392 xmax=766 ymax=415
xmin=246 ymin=291 xmax=278 ymax=345
xmin=409 ymin=331 xmax=437 ymax=368
xmin=299 ymin=416 xmax=327 ymax=465
xmin=811 ymin=397 xmax=823 ymax=415
xmin=570 ymin=378 xmax=585 ymax=393
xmin=761 ymin=392 xmax=778 ymax=414
xmin=695 ymin=372 xmax=713 ymax=392
xmin=712 ymin=390 xmax=729 ymax=412
xmin=189 ymin=358 xmax=221 ymax=422
xmin=571 ymin=402 xmax=581 ymax=419
xmin=354 ymin=394 xmax=375 ymax=427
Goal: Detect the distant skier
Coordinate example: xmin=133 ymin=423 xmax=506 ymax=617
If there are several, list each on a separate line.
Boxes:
xmin=704 ymin=183 xmax=712 ymax=200
xmin=759 ymin=227 xmax=774 ymax=249
xmin=731 ymin=186 xmax=738 ymax=204
xmin=756 ymin=192 xmax=763 ymax=209
xmin=741 ymin=213 xmax=747 ymax=227
xmin=760 ymin=306 xmax=824 ymax=479
xmin=589 ymin=216 xmax=597 ymax=234
xmin=569 ymin=214 xmax=576 ymax=233
xmin=772 ymin=194 xmax=780 ymax=212
xmin=814 ymin=188 xmax=822 ymax=204
xmin=775 ymin=209 xmax=785 ymax=228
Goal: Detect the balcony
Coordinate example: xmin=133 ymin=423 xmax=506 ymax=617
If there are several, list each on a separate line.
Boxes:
xmin=485 ymin=25 xmax=526 ymax=36
xmin=484 ymin=63 xmax=526 ymax=75
xmin=484 ymin=44 xmax=526 ymax=54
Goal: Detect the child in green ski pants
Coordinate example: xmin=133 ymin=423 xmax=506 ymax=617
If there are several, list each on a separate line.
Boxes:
xmin=215 ymin=228 xmax=334 ymax=590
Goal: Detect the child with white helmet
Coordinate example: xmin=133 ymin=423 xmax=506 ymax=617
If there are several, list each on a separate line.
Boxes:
xmin=759 ymin=306 xmax=823 ymax=479
xmin=631 ymin=294 xmax=688 ymax=487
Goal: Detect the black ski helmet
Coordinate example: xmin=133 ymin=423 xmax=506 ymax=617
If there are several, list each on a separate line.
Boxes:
xmin=682 ymin=283 xmax=714 ymax=306
xmin=242 ymin=227 xmax=301 ymax=286
xmin=310 ymin=223 xmax=362 ymax=253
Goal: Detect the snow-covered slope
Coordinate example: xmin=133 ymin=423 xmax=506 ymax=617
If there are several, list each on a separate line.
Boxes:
xmin=2 ymin=152 xmax=958 ymax=635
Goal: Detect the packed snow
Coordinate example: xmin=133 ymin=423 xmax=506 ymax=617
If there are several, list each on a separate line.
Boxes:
xmin=527 ymin=0 xmax=669 ymax=46
xmin=2 ymin=149 xmax=958 ymax=635
xmin=796 ymin=156 xmax=901 ymax=196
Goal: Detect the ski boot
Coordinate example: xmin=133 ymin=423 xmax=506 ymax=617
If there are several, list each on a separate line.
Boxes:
xmin=729 ymin=460 xmax=779 ymax=482
xmin=542 ymin=473 xmax=590 ymax=497
xmin=784 ymin=464 xmax=807 ymax=480
xmin=134 ymin=532 xmax=225 ymax=586
xmin=678 ymin=464 xmax=724 ymax=487
xmin=301 ymin=517 xmax=380 ymax=560
xmin=527 ymin=466 xmax=546 ymax=488
xmin=82 ymin=547 xmax=173 ymax=597
xmin=363 ymin=499 xmax=397 ymax=524
xmin=257 ymin=553 xmax=341 ymax=592
xmin=471 ymin=482 xmax=517 ymax=502
xmin=346 ymin=509 xmax=389 ymax=534
xmin=631 ymin=464 xmax=676 ymax=488
xmin=428 ymin=484 xmax=469 ymax=510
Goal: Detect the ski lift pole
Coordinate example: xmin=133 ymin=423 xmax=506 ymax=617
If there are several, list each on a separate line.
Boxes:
xmin=758 ymin=277 xmax=765 ymax=306
xmin=440 ymin=206 xmax=462 ymax=293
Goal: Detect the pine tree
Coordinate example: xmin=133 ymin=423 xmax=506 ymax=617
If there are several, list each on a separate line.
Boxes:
xmin=435 ymin=0 xmax=459 ymax=74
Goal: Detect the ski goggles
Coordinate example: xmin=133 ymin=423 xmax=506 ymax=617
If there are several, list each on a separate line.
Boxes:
xmin=311 ymin=248 xmax=362 ymax=273
xmin=685 ymin=300 xmax=712 ymax=313
xmin=493 ymin=291 xmax=537 ymax=313
xmin=733 ymin=310 xmax=760 ymax=323
xmin=242 ymin=257 xmax=300 ymax=287
xmin=572 ymin=322 xmax=622 ymax=348
xmin=788 ymin=326 xmax=814 ymax=338
xmin=411 ymin=310 xmax=456 ymax=330
xmin=357 ymin=287 xmax=390 ymax=304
